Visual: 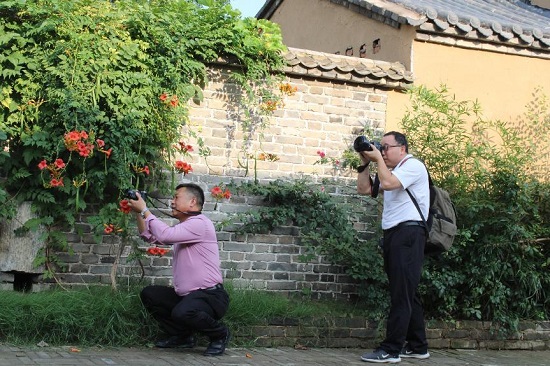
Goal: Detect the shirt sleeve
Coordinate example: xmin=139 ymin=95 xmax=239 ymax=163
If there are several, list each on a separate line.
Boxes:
xmin=139 ymin=214 xmax=160 ymax=243
xmin=139 ymin=214 xmax=206 ymax=246
xmin=392 ymin=158 xmax=426 ymax=190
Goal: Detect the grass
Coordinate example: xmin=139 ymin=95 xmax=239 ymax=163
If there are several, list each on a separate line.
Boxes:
xmin=0 ymin=286 xmax=157 ymax=346
xmin=0 ymin=283 xmax=373 ymax=347
xmin=225 ymin=284 xmax=362 ymax=323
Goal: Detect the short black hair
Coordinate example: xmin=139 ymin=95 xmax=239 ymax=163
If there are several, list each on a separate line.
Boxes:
xmin=175 ymin=183 xmax=205 ymax=208
xmin=384 ymin=131 xmax=409 ymax=153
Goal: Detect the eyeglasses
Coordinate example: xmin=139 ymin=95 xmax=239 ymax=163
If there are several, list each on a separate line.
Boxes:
xmin=381 ymin=144 xmax=402 ymax=152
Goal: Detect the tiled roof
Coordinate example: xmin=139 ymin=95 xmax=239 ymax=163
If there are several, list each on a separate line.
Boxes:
xmin=258 ymin=0 xmax=550 ymax=50
xmin=283 ymin=47 xmax=413 ymax=89
xmin=212 ymin=47 xmax=414 ymax=90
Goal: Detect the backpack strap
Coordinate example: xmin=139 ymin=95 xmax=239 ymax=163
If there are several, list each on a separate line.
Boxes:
xmin=405 ymin=188 xmax=429 ymax=233
xmin=401 ymin=157 xmax=431 ymax=233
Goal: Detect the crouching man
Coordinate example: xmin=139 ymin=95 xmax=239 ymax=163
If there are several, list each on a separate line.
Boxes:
xmin=128 ymin=183 xmax=230 ymax=356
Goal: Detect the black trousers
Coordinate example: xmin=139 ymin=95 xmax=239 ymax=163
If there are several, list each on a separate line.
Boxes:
xmin=140 ymin=285 xmax=230 ymax=340
xmin=379 ymin=225 xmax=428 ymax=355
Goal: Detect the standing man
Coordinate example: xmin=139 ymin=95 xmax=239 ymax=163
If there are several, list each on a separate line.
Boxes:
xmin=356 ymin=131 xmax=430 ymax=363
xmin=128 ymin=183 xmax=230 ymax=356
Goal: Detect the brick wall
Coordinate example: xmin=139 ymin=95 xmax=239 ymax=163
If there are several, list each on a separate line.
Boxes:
xmin=181 ymin=66 xmax=388 ymax=180
xmin=40 ymin=61 xmax=391 ymax=297
xmin=50 ymin=173 xmax=379 ymax=300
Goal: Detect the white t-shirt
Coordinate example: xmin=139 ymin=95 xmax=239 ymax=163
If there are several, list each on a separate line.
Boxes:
xmin=381 ymin=155 xmax=430 ymax=230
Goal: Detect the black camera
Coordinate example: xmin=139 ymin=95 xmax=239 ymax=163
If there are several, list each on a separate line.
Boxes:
xmin=353 ymin=135 xmax=382 ymax=152
xmin=126 ymin=189 xmax=147 ymax=201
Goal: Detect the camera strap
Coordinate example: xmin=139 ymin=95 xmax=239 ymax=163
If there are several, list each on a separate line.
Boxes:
xmin=371 ymin=174 xmax=380 ymax=198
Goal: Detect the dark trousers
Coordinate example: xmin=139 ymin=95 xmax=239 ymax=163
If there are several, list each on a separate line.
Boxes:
xmin=379 ymin=225 xmax=428 ymax=355
xmin=140 ymin=285 xmax=230 ymax=340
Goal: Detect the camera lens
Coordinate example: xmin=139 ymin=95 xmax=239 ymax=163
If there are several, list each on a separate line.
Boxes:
xmin=353 ymin=136 xmax=372 ymax=152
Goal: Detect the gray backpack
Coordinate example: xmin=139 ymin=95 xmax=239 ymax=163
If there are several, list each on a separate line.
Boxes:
xmin=406 ymin=172 xmax=457 ymax=255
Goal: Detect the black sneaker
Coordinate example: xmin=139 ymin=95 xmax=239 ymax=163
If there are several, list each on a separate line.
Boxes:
xmin=360 ymin=349 xmax=401 ymax=363
xmin=399 ymin=344 xmax=430 ymax=359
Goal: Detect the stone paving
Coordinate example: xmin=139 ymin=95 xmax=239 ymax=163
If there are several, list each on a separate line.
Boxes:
xmin=0 ymin=344 xmax=549 ymax=366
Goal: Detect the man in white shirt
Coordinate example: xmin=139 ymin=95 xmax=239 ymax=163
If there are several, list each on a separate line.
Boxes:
xmin=356 ymin=131 xmax=430 ymax=363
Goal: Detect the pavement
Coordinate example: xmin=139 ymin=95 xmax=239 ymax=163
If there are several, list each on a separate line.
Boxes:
xmin=0 ymin=344 xmax=549 ymax=366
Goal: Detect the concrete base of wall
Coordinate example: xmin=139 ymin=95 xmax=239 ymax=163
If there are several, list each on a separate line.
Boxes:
xmin=231 ymin=318 xmax=550 ymax=350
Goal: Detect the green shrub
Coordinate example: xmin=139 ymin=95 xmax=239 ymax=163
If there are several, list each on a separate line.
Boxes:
xmin=402 ymin=85 xmax=550 ymax=331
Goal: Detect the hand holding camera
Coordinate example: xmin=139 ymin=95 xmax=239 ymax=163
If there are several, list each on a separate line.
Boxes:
xmin=125 ymin=189 xmax=148 ymax=215
xmin=126 ymin=189 xmax=147 ymax=201
xmin=354 ymin=135 xmax=383 ymax=166
xmin=353 ymin=135 xmax=382 ymax=153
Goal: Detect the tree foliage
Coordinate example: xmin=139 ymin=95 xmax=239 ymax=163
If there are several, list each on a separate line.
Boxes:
xmin=402 ymin=85 xmax=550 ymax=331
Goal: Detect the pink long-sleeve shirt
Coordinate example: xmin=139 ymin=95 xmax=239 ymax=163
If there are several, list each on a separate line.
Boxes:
xmin=140 ymin=213 xmax=223 ymax=296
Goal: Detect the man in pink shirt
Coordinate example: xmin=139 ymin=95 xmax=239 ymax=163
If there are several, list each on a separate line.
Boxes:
xmin=128 ymin=183 xmax=230 ymax=356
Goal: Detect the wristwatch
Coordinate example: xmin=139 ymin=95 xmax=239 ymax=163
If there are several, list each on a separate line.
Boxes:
xmin=140 ymin=207 xmax=150 ymax=218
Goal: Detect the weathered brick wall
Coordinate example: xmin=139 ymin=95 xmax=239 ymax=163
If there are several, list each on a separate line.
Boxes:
xmin=50 ymin=173 xmax=380 ymax=300
xmin=180 ymin=66 xmax=387 ymax=180
xmin=2 ymin=56 xmax=548 ymax=349
xmin=39 ymin=61 xmax=391 ymax=298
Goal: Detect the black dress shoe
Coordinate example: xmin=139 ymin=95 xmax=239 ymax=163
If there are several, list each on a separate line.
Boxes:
xmin=203 ymin=329 xmax=230 ymax=356
xmin=155 ymin=335 xmax=196 ymax=348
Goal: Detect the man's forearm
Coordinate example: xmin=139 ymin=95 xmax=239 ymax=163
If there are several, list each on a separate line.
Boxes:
xmin=376 ymin=164 xmax=401 ymax=191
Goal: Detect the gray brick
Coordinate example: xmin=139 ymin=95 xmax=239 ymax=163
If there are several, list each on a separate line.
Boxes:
xmin=266 ymin=281 xmax=297 ymax=290
xmin=248 ymin=234 xmax=280 ymax=244
xmin=245 ymin=253 xmax=277 ymax=262
xmin=56 ymin=253 xmax=80 ymax=263
xmin=273 ymin=272 xmax=289 ymax=280
xmin=242 ymin=271 xmax=273 ymax=280
xmin=252 ymin=244 xmax=272 ymax=253
xmin=227 ymin=252 xmax=245 ymax=261
xmin=70 ymin=243 xmax=91 ymax=253
xmin=267 ymin=262 xmax=296 ymax=272
xmin=251 ymin=262 xmax=268 ymax=270
xmin=290 ymin=273 xmax=307 ymax=281
xmin=81 ymin=254 xmax=100 ymax=264
xmin=272 ymin=244 xmax=299 ymax=254
xmin=68 ymin=264 xmax=89 ymax=273
xmin=223 ymin=242 xmax=254 ymax=252
xmin=89 ymin=265 xmax=112 ymax=274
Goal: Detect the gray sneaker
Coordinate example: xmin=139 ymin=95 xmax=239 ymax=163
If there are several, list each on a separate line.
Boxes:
xmin=361 ymin=349 xmax=401 ymax=363
xmin=399 ymin=344 xmax=430 ymax=359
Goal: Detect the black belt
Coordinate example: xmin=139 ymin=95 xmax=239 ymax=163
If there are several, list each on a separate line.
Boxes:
xmin=384 ymin=220 xmax=424 ymax=234
xmin=203 ymin=283 xmax=223 ymax=291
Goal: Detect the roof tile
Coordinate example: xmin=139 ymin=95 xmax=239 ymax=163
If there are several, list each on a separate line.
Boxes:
xmin=260 ymin=1 xmax=550 ymax=52
xmin=388 ymin=0 xmax=550 ymax=50
xmin=283 ymin=47 xmax=413 ymax=89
